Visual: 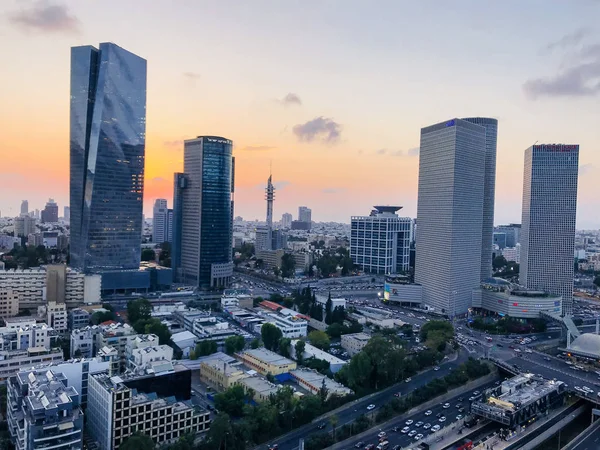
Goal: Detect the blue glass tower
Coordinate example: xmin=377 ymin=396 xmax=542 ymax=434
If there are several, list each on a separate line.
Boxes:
xmin=172 ymin=137 xmax=234 ymax=288
xmin=69 ymin=43 xmax=147 ymax=272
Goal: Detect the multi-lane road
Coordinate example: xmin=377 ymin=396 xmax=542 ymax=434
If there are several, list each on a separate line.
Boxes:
xmin=334 ymin=380 xmax=499 ymax=450
xmin=265 ymin=350 xmax=471 ymax=450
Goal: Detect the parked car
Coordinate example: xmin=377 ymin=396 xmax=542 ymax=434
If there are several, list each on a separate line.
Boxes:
xmin=425 ymin=410 xmax=432 ymax=416
xmin=367 ymin=404 xmax=376 ymax=411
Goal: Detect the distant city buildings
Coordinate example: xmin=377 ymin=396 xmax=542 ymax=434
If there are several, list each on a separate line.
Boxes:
xmin=299 ymin=206 xmax=312 ymax=223
xmin=152 ymin=198 xmax=170 ymax=244
xmin=415 ymin=118 xmax=490 ymax=316
xmin=495 ymin=224 xmax=521 ymax=248
xmin=69 ymin=43 xmax=147 ymax=274
xmin=350 ymin=206 xmax=412 ymax=275
xmin=281 ymin=212 xmax=293 ymax=229
xmin=63 ymin=205 xmax=70 ymax=221
xmin=519 ymin=144 xmax=579 ymax=316
xmin=20 ymin=200 xmax=28 ymax=216
xmin=14 ymin=215 xmax=36 ymax=237
xmin=172 ymin=136 xmax=235 ymax=288
xmin=41 ymin=198 xmax=58 ymax=223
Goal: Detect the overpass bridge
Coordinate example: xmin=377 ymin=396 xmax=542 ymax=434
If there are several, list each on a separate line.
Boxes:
xmin=539 ymin=310 xmax=581 ymax=338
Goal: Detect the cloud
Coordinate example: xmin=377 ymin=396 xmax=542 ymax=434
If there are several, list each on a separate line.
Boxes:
xmin=524 ymin=36 xmax=600 ymax=99
xmin=322 ymin=188 xmax=344 ymax=194
xmin=580 ymin=163 xmax=594 ymax=175
xmin=240 ymin=145 xmax=276 ymax=151
xmin=376 ymin=148 xmax=418 ymax=157
xmin=546 ymin=28 xmax=589 ymax=52
xmin=8 ymin=1 xmax=80 ymax=34
xmin=279 ymin=93 xmax=302 ymax=106
xmin=183 ymin=72 xmax=201 ymax=80
xmin=376 ymin=149 xmax=387 ymax=155
xmin=292 ymin=117 xmax=342 ymax=144
xmin=407 ymin=147 xmax=420 ymax=156
xmin=163 ymin=139 xmax=184 ymax=149
xmin=274 ymin=181 xmax=291 ymax=189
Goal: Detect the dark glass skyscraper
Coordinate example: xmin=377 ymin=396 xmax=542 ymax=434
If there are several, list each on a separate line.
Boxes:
xmin=172 ymin=137 xmax=234 ymax=288
xmin=69 ymin=43 xmax=147 ymax=272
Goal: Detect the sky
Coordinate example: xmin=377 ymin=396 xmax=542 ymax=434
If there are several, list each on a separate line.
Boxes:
xmin=1 ymin=0 xmax=599 ymax=228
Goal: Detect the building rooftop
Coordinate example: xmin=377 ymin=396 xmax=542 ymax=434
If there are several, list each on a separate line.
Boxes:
xmin=569 ymin=333 xmax=600 ymax=358
xmin=241 ymin=348 xmax=295 ymax=366
xmin=290 ymin=369 xmax=353 ymax=395
xmin=484 ymin=374 xmax=563 ymax=412
xmin=171 ymin=330 xmax=197 ymax=344
xmin=238 ymin=375 xmax=281 ymax=396
xmin=343 ymin=332 xmax=372 ymax=342
xmin=291 ymin=340 xmax=347 ymax=366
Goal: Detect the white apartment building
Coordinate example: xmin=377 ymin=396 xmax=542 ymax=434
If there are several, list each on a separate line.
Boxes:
xmin=341 ymin=332 xmax=371 ymax=356
xmin=315 ymin=294 xmax=346 ymax=310
xmin=0 ymin=289 xmax=19 ymax=318
xmin=261 ymin=312 xmax=307 ymax=338
xmin=0 ymin=347 xmax=63 ymax=383
xmin=153 ymin=199 xmax=169 ymax=244
xmin=43 ymin=301 xmax=68 ymax=332
xmin=128 ymin=345 xmax=174 ymax=373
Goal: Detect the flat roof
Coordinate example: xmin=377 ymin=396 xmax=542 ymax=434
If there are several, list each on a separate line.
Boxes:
xmin=242 ymin=348 xmax=295 ymax=366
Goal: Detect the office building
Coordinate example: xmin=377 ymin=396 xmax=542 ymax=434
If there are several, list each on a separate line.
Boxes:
xmin=172 ymin=137 xmax=234 ymax=288
xmin=495 ymin=224 xmax=521 ymax=248
xmin=70 ymin=43 xmax=147 ymax=273
xmin=14 ymin=215 xmax=36 ymax=238
xmin=236 ymin=348 xmax=296 ymax=376
xmin=63 ymin=206 xmax=70 ymax=221
xmin=463 ymin=117 xmax=498 ymax=280
xmin=351 ymin=206 xmax=412 ymax=275
xmin=340 ymin=332 xmax=371 ymax=356
xmin=414 ymin=118 xmax=487 ymax=316
xmin=167 ymin=209 xmax=173 ymax=242
xmin=7 ymin=369 xmax=83 ymax=450
xmin=281 ymin=212 xmax=293 ymax=229
xmin=40 ymin=199 xmax=58 ymax=223
xmin=493 ymin=232 xmax=507 ymax=249
xmin=384 ymin=275 xmax=423 ymax=306
xmin=520 ymin=144 xmax=579 ymax=316
xmin=87 ymin=371 xmax=210 ymax=450
xmin=291 ymin=220 xmax=311 ymax=231
xmin=152 ymin=199 xmax=169 ymax=244
xmin=299 ymin=206 xmax=312 ymax=223
xmin=20 ymin=200 xmax=28 ymax=216
xmin=255 ymin=226 xmax=272 ymax=252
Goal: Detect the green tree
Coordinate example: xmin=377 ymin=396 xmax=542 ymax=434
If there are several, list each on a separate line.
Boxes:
xmin=278 ymin=337 xmax=292 ymax=357
xmin=295 ymin=339 xmax=306 ymax=365
xmin=127 ymin=298 xmax=152 ymax=324
xmin=224 ymin=335 xmax=246 ymax=355
xmin=214 ymin=385 xmax=249 ymax=417
xmin=250 ymin=337 xmax=261 ymax=349
xmin=326 ymin=322 xmax=344 ymax=338
xmin=132 ymin=318 xmax=171 ymax=345
xmin=195 ymin=340 xmax=218 ymax=357
xmin=281 ymin=253 xmax=296 ymax=278
xmin=308 ymin=330 xmax=330 ymax=350
xmin=141 ymin=248 xmax=156 ymax=261
xmin=324 ymin=292 xmax=333 ymax=324
xmin=261 ymin=323 xmax=283 ymax=351
xmin=119 ymin=432 xmax=154 ymax=450
xmin=273 ymin=266 xmax=281 ymax=278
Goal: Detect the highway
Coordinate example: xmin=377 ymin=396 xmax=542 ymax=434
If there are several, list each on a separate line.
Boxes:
xmin=264 ymin=350 xmax=471 ymax=450
xmin=330 ymin=380 xmax=499 ymax=450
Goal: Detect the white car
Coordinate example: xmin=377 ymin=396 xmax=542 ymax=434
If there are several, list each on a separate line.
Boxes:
xmin=401 ymin=427 xmax=410 ymax=434
xmin=378 ymin=432 xmax=387 ymax=439
xmin=443 ymin=403 xmax=450 ymax=409
xmin=423 ymin=423 xmax=431 ymax=430
xmin=434 ymin=366 xmax=440 ymax=371
xmin=415 ymin=421 xmax=423 ymax=428
xmin=405 ymin=419 xmax=414 ymax=426
xmin=408 ymin=430 xmax=417 ymax=437
xmin=415 ymin=434 xmax=423 ymax=441
xmin=424 ymin=410 xmax=432 ymax=416
xmin=367 ymin=404 xmax=376 ymax=411
xmin=439 ymin=416 xmax=446 ymax=423
xmin=456 ymin=415 xmax=463 ymax=420
xmin=431 ymin=425 xmax=441 ymax=432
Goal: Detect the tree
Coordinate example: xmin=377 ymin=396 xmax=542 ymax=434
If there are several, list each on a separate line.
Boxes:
xmin=127 ymin=298 xmax=152 ymax=324
xmin=295 ymin=340 xmax=306 ymax=365
xmin=273 ymin=266 xmax=281 ymax=278
xmin=195 ymin=340 xmax=218 ymax=357
xmin=493 ymin=255 xmax=508 ymax=271
xmin=224 ymin=335 xmax=246 ymax=355
xmin=278 ymin=337 xmax=292 ymax=357
xmin=214 ymin=385 xmax=249 ymax=417
xmin=308 ymin=330 xmax=330 ymax=350
xmin=281 ymin=253 xmax=296 ymax=278
xmin=141 ymin=248 xmax=156 ymax=261
xmin=119 ymin=432 xmax=154 ymax=450
xmin=329 ymin=414 xmax=339 ymax=441
xmin=261 ymin=323 xmax=283 ymax=351
xmin=158 ymin=242 xmax=171 ymax=267
xmin=325 ymin=292 xmax=333 ymax=325
xmin=91 ymin=310 xmax=116 ymax=325
xmin=250 ymin=338 xmax=261 ymax=349
xmin=132 ymin=318 xmax=171 ymax=345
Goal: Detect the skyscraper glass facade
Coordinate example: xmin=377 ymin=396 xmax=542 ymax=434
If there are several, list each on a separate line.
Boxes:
xmin=69 ymin=43 xmax=147 ymax=272
xmin=415 ymin=118 xmax=486 ymax=316
xmin=520 ymin=144 xmax=579 ymax=316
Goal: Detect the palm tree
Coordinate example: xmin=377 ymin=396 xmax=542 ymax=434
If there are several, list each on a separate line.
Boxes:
xmin=329 ymin=414 xmax=339 ymax=441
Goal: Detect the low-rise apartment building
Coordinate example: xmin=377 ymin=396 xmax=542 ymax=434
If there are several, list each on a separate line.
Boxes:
xmin=341 ymin=332 xmax=371 ymax=356
xmin=0 ymin=347 xmax=63 ymax=383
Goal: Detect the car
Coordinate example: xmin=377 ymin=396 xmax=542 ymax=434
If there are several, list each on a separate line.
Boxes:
xmin=443 ymin=403 xmax=450 ymax=409
xmin=378 ymin=431 xmax=387 ymax=439
xmin=439 ymin=416 xmax=446 ymax=423
xmin=423 ymin=423 xmax=431 ymax=429
xmin=405 ymin=419 xmax=413 ymax=426
xmin=473 ymin=391 xmax=480 ymax=395
xmin=408 ymin=430 xmax=417 ymax=437
xmin=355 ymin=441 xmax=365 ymax=448
xmin=431 ymin=425 xmax=441 ymax=432
xmin=401 ymin=427 xmax=410 ymax=434
xmin=365 ymin=445 xmax=376 ymax=450
xmin=468 ymin=396 xmax=475 ymax=401
xmin=456 ymin=415 xmax=463 ymax=420
xmin=367 ymin=404 xmax=376 ymax=411
xmin=455 ymin=403 xmax=462 ymax=408
xmin=317 ymin=422 xmax=326 ymax=429
xmin=424 ymin=410 xmax=432 ymax=416
xmin=394 ymin=392 xmax=401 ymax=397
xmin=415 ymin=421 xmax=423 ymax=428
xmin=268 ymin=445 xmax=278 ymax=450
xmin=415 ymin=434 xmax=424 ymax=441
xmin=405 ymin=377 xmax=412 ymax=383
xmin=433 ymin=366 xmax=440 ymax=371
xmin=544 ymin=357 xmax=551 ymax=361
xmin=548 ymin=335 xmax=552 ymax=339
xmin=497 ymin=343 xmax=503 ymax=347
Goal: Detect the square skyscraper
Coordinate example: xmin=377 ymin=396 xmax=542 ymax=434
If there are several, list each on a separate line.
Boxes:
xmin=69 ymin=43 xmax=147 ymax=272
xmin=414 ymin=118 xmax=487 ymax=316
xmin=519 ymin=144 xmax=579 ymax=316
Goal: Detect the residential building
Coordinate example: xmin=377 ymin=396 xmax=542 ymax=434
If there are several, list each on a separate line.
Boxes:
xmin=495 ymin=224 xmax=521 ymax=248
xmin=14 ymin=215 xmax=36 ymax=237
xmin=299 ymin=206 xmax=312 ymax=223
xmin=281 ymin=213 xmax=293 ymax=229
xmin=0 ymin=235 xmax=20 ymax=250
xmin=414 ymin=118 xmax=487 ymax=316
xmin=463 ymin=117 xmax=499 ymax=280
xmin=153 ymin=199 xmax=169 ymax=244
xmin=199 ymin=354 xmax=246 ymax=391
xmin=0 ymin=267 xmax=101 ymax=311
xmin=0 ymin=348 xmax=64 ymax=384
xmin=170 ymin=331 xmax=197 ymax=358
xmin=256 ymin=249 xmax=285 ymax=269
xmin=290 ymin=369 xmax=353 ymax=398
xmin=221 ymin=295 xmax=253 ymax=309
xmin=502 ymin=245 xmax=521 ymax=264
xmin=236 ymin=348 xmax=296 ymax=376
xmin=68 ymin=308 xmax=90 ymax=330
xmin=473 ymin=278 xmax=561 ymax=319
xmin=255 ymin=226 xmax=272 ymax=252
xmin=70 ymin=326 xmax=100 ymax=358
xmin=7 ymin=369 xmax=83 ymax=450
xmin=351 ymin=206 xmax=412 ymax=275
xmin=261 ymin=312 xmax=308 ymax=338
xmin=44 ymin=302 xmax=68 ymax=332
xmin=520 ymin=144 xmax=579 ymax=316
xmin=87 ymin=371 xmax=210 ymax=450
xmin=341 ymin=332 xmax=371 ymax=356
xmin=172 ymin=137 xmax=234 ymax=288
xmin=128 ymin=345 xmax=173 ymax=373
xmin=289 ymin=340 xmax=347 ymax=373
xmin=0 ymin=289 xmax=19 ymax=318
xmin=41 ymin=199 xmax=59 ymax=223
xmin=234 ymin=374 xmax=282 ymax=402
xmin=63 ymin=206 xmax=70 ymax=221
xmin=27 ymin=233 xmax=43 ymax=247
xmin=20 ymin=200 xmax=28 ymax=216
xmin=69 ymin=43 xmax=147 ymax=273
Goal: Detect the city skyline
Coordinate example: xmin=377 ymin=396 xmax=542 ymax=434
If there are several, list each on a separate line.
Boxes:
xmin=1 ymin=1 xmax=599 ymax=228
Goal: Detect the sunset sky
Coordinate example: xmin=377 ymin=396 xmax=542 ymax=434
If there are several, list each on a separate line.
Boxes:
xmin=1 ymin=0 xmax=599 ymax=228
